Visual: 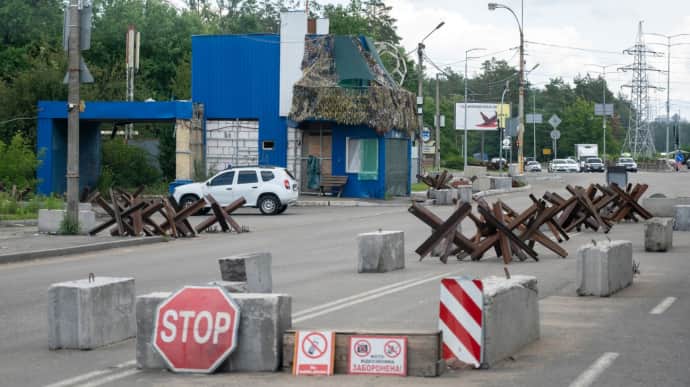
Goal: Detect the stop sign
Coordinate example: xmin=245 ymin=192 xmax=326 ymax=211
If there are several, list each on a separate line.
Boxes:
xmin=153 ymin=286 xmax=240 ymax=373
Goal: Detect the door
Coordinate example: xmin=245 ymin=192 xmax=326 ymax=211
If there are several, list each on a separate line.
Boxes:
xmin=204 ymin=171 xmax=236 ymax=205
xmin=234 ymin=170 xmax=262 ymax=206
xmin=385 ymin=139 xmax=409 ymax=197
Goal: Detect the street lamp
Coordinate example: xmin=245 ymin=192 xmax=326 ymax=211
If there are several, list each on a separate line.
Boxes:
xmin=416 ymin=21 xmax=445 ymax=179
xmin=498 ymin=81 xmax=510 ymax=175
xmin=645 ymin=32 xmax=690 ymax=156
xmin=525 ymin=63 xmax=539 ymax=160
xmin=463 ymin=47 xmax=486 ymax=169
xmin=586 ymin=63 xmax=624 ymax=163
xmin=488 ymin=1 xmax=525 ymax=173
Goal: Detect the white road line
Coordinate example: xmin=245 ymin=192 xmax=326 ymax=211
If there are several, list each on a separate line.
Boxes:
xmin=293 ymin=271 xmax=458 ymax=323
xmin=42 ymin=361 xmax=136 ymax=387
xmin=568 ymin=352 xmax=619 ymax=387
xmin=650 ymin=297 xmax=677 ymax=315
xmin=74 ymin=369 xmax=140 ymax=387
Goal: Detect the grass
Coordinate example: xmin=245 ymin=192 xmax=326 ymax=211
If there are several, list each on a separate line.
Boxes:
xmin=411 ymin=182 xmax=428 ymax=192
xmin=0 ymin=193 xmax=64 ymax=221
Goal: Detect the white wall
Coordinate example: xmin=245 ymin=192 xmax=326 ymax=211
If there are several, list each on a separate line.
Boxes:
xmin=279 ymin=11 xmax=307 ymax=117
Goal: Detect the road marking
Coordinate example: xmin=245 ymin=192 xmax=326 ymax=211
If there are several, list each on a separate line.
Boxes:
xmin=74 ymin=369 xmax=140 ymax=387
xmin=650 ymin=297 xmax=677 ymax=315
xmin=294 ymin=271 xmax=460 ymax=323
xmin=42 ymin=361 xmax=135 ymax=387
xmin=568 ymin=352 xmax=619 ymax=387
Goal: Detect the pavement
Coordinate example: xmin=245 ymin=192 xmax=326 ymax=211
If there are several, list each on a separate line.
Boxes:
xmin=0 ymin=171 xmax=688 ymax=386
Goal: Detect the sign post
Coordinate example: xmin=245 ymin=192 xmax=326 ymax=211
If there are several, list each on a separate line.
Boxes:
xmin=153 ymin=286 xmax=240 ymax=373
xmin=595 ymin=103 xmax=614 ymax=162
xmin=548 ymin=115 xmax=562 ymax=159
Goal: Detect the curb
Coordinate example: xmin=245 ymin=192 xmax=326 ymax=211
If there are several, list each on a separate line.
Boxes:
xmin=473 ymin=184 xmax=532 ymax=199
xmin=295 ymin=200 xmax=406 ymax=208
xmin=0 ymin=236 xmax=169 ymax=265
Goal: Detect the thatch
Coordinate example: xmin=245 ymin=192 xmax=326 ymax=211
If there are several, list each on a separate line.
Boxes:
xmin=289 ymin=35 xmax=418 ymax=134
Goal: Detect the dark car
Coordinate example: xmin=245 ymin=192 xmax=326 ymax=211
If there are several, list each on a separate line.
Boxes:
xmin=584 ymin=157 xmax=605 ymax=172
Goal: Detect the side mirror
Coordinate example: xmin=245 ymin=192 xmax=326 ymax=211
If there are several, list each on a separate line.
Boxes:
xmin=206 ymin=181 xmax=211 ymax=186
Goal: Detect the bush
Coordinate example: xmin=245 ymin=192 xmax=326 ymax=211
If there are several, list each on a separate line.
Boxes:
xmin=0 ymin=132 xmax=40 ymax=189
xmin=99 ymin=139 xmax=161 ymax=189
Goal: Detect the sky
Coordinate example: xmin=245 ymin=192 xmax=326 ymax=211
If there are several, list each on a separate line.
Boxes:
xmin=325 ymin=0 xmax=690 ymax=120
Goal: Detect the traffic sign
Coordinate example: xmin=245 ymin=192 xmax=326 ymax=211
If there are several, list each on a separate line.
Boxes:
xmin=548 ymin=114 xmax=562 ymax=129
xmin=153 ymin=286 xmax=240 ymax=373
xmin=550 ymin=130 xmax=561 ymax=140
xmin=543 ymin=148 xmax=552 ymax=155
xmin=293 ymin=330 xmax=335 ymax=376
xmin=502 ymin=137 xmax=511 ymax=150
xmin=348 ymin=336 xmax=407 ymax=376
xmin=421 ymin=127 xmax=431 ymax=142
xmin=526 ymin=113 xmax=543 ymax=124
xmin=594 ymin=103 xmax=614 ymax=116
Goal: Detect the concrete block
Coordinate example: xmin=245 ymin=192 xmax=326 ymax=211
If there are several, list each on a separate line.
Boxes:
xmin=473 ymin=176 xmax=491 ymax=192
xmin=219 ymin=252 xmax=272 ymax=293
xmin=432 ymin=189 xmax=456 ymax=205
xmin=576 ymin=240 xmax=633 ymax=297
xmin=48 ymin=277 xmax=135 ymax=350
xmin=508 ymin=163 xmax=520 ymax=176
xmin=221 ymin=294 xmax=292 ymax=372
xmin=357 ymin=230 xmax=405 ymax=273
xmin=38 ymin=209 xmax=97 ymax=235
xmin=642 ymin=197 xmax=690 ymax=217
xmin=207 ymin=280 xmax=249 ymax=293
xmin=463 ymin=166 xmax=487 ymax=179
xmin=673 ymin=205 xmax=690 ymax=231
xmin=489 ymin=176 xmax=512 ymax=190
xmin=645 ymin=217 xmax=674 ymax=251
xmin=481 ymin=275 xmax=539 ymax=368
xmin=136 ymin=292 xmax=171 ymax=369
xmin=456 ymin=186 xmax=473 ymax=204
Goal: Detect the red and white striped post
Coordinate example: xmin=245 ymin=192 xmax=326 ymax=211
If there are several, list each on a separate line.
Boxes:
xmin=439 ymin=277 xmax=483 ymax=368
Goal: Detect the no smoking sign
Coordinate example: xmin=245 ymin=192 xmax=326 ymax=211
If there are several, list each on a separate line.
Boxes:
xmin=293 ymin=330 xmax=335 ymax=376
xmin=348 ymin=336 xmax=408 ymax=376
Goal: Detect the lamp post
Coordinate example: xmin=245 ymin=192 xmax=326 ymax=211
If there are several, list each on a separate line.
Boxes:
xmin=646 ymin=33 xmax=690 ymax=157
xmin=416 ymin=21 xmax=445 ymax=179
xmin=525 ymin=63 xmax=539 ymax=160
xmin=498 ymin=81 xmax=510 ymax=175
xmin=586 ymin=63 xmax=624 ymax=163
xmin=489 ymin=1 xmax=524 ymax=173
xmin=464 ymin=47 xmax=486 ymax=169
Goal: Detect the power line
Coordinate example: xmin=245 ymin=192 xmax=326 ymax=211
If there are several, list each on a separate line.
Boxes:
xmin=525 ymin=40 xmax=624 ymax=55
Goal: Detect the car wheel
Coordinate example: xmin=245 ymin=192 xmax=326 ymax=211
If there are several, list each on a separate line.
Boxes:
xmin=276 ymin=204 xmax=288 ymax=214
xmin=179 ymin=194 xmax=206 ymax=215
xmin=258 ymin=195 xmax=280 ymax=215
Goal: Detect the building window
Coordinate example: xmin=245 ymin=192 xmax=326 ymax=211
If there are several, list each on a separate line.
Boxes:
xmin=262 ymin=140 xmax=275 ymax=150
xmin=237 ymin=170 xmax=258 ymax=184
xmin=346 ymin=138 xmax=378 ymax=179
xmin=210 ymin=171 xmax=234 ymax=186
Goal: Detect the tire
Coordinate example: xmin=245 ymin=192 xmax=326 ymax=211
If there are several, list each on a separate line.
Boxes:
xmin=179 ymin=194 xmax=206 ymax=215
xmin=276 ymin=204 xmax=288 ymax=214
xmin=258 ymin=194 xmax=280 ymax=215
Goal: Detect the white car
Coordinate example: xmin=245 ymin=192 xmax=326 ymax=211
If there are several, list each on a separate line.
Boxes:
xmin=525 ymin=160 xmax=542 ymax=172
xmin=615 ymin=157 xmax=638 ymax=172
xmin=549 ymin=158 xmax=578 ymax=173
xmin=565 ymin=158 xmax=581 ymax=172
xmin=173 ymin=166 xmax=299 ymax=215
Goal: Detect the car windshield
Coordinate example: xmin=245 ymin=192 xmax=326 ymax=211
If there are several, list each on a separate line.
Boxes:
xmin=619 ymin=158 xmax=633 ymax=163
xmin=588 ymin=158 xmax=602 ymax=163
xmin=566 ymin=159 xmax=577 ymax=164
xmin=527 ymin=161 xmax=538 ymax=165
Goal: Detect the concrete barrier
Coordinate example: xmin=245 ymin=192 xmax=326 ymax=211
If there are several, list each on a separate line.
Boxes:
xmin=456 ymin=186 xmax=473 ymax=204
xmin=473 ymin=176 xmax=491 ymax=192
xmin=644 ymin=217 xmax=674 ymax=252
xmin=431 ymin=189 xmax=455 ymax=205
xmin=49 ymin=277 xmax=135 ymax=350
xmin=489 ymin=176 xmax=512 ymax=190
xmin=576 ymin=240 xmax=633 ymax=297
xmin=508 ymin=163 xmax=520 ymax=176
xmin=219 ymin=252 xmax=272 ymax=293
xmin=136 ymin=292 xmax=291 ymax=372
xmin=481 ymin=275 xmax=539 ymax=368
xmin=38 ymin=209 xmax=97 ymax=235
xmin=642 ymin=196 xmax=690 ymax=217
xmin=357 ymin=230 xmax=405 ymax=273
xmin=208 ymin=280 xmax=249 ymax=293
xmin=464 ymin=166 xmax=487 ymax=179
xmin=673 ymin=205 xmax=690 ymax=231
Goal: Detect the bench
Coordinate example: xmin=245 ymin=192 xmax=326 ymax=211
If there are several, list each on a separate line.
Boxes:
xmin=319 ymin=175 xmax=348 ymax=197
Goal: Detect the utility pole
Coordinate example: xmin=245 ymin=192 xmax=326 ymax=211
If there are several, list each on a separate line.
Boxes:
xmin=435 ymin=73 xmax=440 ymax=170
xmin=66 ymin=0 xmax=81 ymax=224
xmin=417 ymin=42 xmax=424 ymax=178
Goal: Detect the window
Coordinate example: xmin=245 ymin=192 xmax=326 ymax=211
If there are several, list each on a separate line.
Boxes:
xmin=237 ymin=170 xmax=258 ymax=184
xmin=261 ymin=171 xmax=275 ymax=181
xmin=262 ymin=140 xmax=275 ymax=150
xmin=346 ymin=138 xmax=378 ymax=179
xmin=209 ymin=171 xmax=234 ymax=186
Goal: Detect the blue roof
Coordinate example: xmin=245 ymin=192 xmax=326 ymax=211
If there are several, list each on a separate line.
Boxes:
xmin=38 ymin=101 xmax=193 ymax=121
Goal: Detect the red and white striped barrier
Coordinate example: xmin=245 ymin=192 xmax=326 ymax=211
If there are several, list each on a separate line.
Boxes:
xmin=439 ymin=277 xmax=483 ymax=368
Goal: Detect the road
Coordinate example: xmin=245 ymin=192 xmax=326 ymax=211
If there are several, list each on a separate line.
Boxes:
xmin=0 ymin=171 xmax=688 ymax=386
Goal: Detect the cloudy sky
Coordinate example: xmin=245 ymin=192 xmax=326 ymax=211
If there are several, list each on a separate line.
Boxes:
xmin=326 ymin=0 xmax=690 ymax=119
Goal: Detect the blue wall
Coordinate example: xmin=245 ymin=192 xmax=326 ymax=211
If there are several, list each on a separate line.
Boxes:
xmin=332 ymin=125 xmax=387 ymax=199
xmin=192 ymin=34 xmax=287 ymax=167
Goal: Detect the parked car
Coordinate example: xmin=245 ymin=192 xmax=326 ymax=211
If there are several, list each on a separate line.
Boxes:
xmin=525 ymin=160 xmax=542 ymax=172
xmin=489 ymin=157 xmax=507 ymax=170
xmin=583 ymin=157 xmax=605 ymax=172
xmin=173 ymin=166 xmax=299 ymax=215
xmin=548 ymin=158 xmax=579 ymax=173
xmin=565 ymin=158 xmax=581 ymax=172
xmin=615 ymin=157 xmax=638 ymax=172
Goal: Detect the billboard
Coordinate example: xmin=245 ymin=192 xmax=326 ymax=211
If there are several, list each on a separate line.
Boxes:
xmin=455 ymin=103 xmax=510 ymax=131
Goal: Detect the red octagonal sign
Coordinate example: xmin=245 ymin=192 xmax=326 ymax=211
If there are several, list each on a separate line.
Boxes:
xmin=153 ymin=286 xmax=240 ymax=373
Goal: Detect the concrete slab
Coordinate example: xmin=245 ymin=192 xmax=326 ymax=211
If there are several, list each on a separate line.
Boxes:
xmin=432 ymin=189 xmax=455 ymax=205
xmin=135 ymin=292 xmax=171 ymax=369
xmin=48 ymin=277 xmax=135 ymax=350
xmin=38 ymin=209 xmax=96 ymax=235
xmin=456 ymin=186 xmax=473 ymax=204
xmin=481 ymin=275 xmax=540 ymax=368
xmin=489 ymin=177 xmax=512 ymax=190
xmin=642 ymin=197 xmax=690 ymax=217
xmin=673 ymin=205 xmax=690 ymax=231
xmin=218 ymin=252 xmax=272 ymax=293
xmin=464 ymin=166 xmax=487 ymax=179
xmin=357 ymin=230 xmax=405 ymax=273
xmin=473 ymin=176 xmax=491 ymax=193
xmin=208 ymin=280 xmax=249 ymax=293
xmin=644 ymin=217 xmax=674 ymax=252
xmin=576 ymin=240 xmax=633 ymax=297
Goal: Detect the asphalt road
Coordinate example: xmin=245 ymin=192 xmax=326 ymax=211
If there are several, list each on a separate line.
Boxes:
xmin=0 ymin=171 xmax=688 ymax=387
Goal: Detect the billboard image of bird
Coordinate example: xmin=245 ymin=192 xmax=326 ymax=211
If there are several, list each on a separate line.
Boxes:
xmin=455 ymin=103 xmax=510 ymax=131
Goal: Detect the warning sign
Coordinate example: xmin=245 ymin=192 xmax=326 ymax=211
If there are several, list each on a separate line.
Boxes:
xmin=348 ymin=336 xmax=407 ymax=376
xmin=293 ymin=330 xmax=335 ymax=376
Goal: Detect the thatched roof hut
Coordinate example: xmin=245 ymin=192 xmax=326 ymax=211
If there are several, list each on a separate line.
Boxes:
xmin=289 ymin=35 xmax=418 ymax=134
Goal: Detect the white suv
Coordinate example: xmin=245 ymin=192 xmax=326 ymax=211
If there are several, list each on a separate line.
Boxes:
xmin=173 ymin=166 xmax=299 ymax=215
